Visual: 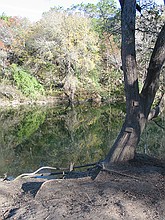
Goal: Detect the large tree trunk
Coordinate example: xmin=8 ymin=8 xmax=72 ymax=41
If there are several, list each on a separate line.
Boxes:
xmin=103 ymin=0 xmax=165 ymax=166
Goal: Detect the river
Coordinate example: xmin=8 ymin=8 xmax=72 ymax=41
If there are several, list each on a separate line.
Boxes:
xmin=0 ymin=103 xmax=164 ymax=178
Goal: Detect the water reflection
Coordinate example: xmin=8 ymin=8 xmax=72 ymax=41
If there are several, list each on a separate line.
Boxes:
xmin=0 ymin=104 xmax=164 ymax=178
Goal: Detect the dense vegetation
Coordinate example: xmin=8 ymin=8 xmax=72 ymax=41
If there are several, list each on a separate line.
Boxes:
xmin=0 ymin=0 xmax=164 ymax=176
xmin=0 ymin=0 xmax=164 ymax=103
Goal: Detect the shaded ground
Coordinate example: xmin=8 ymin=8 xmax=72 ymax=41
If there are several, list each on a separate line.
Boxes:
xmin=0 ymin=155 xmax=165 ymax=220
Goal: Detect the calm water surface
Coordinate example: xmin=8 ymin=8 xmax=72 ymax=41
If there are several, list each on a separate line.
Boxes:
xmin=0 ymin=103 xmax=164 ymax=178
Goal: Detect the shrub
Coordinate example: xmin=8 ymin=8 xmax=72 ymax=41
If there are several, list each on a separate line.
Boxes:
xmin=11 ymin=64 xmax=45 ymax=99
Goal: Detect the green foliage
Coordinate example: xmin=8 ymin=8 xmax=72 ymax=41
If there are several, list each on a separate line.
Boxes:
xmin=0 ymin=104 xmax=124 ymax=176
xmin=0 ymin=12 xmax=11 ymax=21
xmin=24 ymin=9 xmax=102 ymax=96
xmin=70 ymin=0 xmax=122 ymax=98
xmin=0 ymin=1 xmax=164 ymax=102
xmin=0 ymin=2 xmax=124 ymax=100
xmin=16 ymin=109 xmax=46 ymax=143
xmin=11 ymin=64 xmax=45 ymax=99
xmin=0 ymin=106 xmax=46 ymax=175
xmin=28 ymin=10 xmax=100 ymax=72
xmin=70 ymin=0 xmax=118 ymax=35
xmin=138 ymin=116 xmax=165 ymax=159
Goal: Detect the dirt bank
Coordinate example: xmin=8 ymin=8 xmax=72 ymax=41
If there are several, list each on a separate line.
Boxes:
xmin=0 ymin=156 xmax=164 ymax=220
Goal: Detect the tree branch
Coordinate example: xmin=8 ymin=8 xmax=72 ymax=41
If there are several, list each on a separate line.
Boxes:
xmin=141 ymin=23 xmax=165 ymax=117
xmin=148 ymin=93 xmax=165 ymax=120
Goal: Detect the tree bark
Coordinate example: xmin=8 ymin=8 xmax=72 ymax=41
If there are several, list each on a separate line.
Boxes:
xmin=141 ymin=23 xmax=165 ymax=117
xmin=102 ymin=1 xmax=165 ymax=166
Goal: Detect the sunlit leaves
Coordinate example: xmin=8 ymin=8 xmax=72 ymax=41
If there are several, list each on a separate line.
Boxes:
xmin=26 ymin=10 xmax=100 ymax=75
xmin=11 ymin=64 xmax=45 ymax=98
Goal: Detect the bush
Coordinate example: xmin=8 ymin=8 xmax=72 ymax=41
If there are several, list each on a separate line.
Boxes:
xmin=11 ymin=64 xmax=45 ymax=99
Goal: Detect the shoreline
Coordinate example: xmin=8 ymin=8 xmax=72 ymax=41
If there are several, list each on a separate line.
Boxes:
xmin=0 ymin=96 xmax=67 ymax=109
xmin=0 ymin=159 xmax=164 ymax=220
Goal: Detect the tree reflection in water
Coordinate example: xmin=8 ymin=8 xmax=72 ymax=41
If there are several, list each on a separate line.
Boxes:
xmin=0 ymin=103 xmax=164 ymax=178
